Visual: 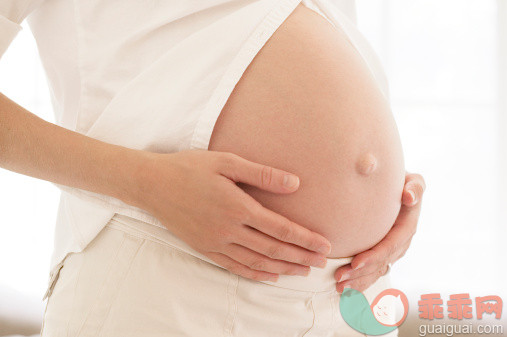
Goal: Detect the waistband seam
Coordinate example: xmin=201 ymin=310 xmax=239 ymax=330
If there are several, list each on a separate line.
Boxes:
xmin=106 ymin=216 xmax=357 ymax=293
xmin=106 ymin=221 xmax=338 ymax=293
xmin=105 ymin=220 xmax=207 ymax=262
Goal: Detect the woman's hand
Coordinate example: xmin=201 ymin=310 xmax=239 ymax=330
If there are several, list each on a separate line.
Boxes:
xmin=0 ymin=94 xmax=330 ymax=283
xmin=134 ymin=149 xmax=332 ymax=282
xmin=334 ymin=172 xmax=426 ymax=293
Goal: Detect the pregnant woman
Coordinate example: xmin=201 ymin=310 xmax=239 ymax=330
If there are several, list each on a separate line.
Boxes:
xmin=0 ymin=0 xmax=425 ymax=336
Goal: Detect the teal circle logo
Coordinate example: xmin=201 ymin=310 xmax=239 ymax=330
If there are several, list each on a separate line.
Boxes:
xmin=340 ymin=288 xmax=409 ymax=335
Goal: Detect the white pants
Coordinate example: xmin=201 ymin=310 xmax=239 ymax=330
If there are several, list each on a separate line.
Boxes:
xmin=41 ymin=215 xmax=397 ymax=337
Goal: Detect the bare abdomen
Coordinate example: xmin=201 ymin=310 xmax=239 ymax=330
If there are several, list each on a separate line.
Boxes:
xmin=208 ymin=4 xmax=405 ymax=257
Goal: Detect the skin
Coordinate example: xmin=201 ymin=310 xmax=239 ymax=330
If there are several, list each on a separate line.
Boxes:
xmin=0 ymin=5 xmax=425 ymax=287
xmin=0 ymin=96 xmax=424 ymax=289
xmin=0 ymin=93 xmax=332 ymax=283
xmin=210 ymin=5 xmax=405 ymax=258
xmin=208 ymin=3 xmax=426 ymax=289
xmin=335 ymin=172 xmax=425 ymax=293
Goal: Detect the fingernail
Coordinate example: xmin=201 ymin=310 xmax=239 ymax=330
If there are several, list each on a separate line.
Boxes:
xmin=318 ymin=245 xmax=331 ymax=255
xmin=283 ymin=175 xmax=299 ymax=189
xmin=315 ymin=258 xmax=327 ymax=268
xmin=269 ymin=275 xmax=279 ymax=282
xmin=408 ymin=190 xmax=416 ymax=203
xmin=339 ymin=273 xmax=350 ymax=282
xmin=353 ymin=262 xmax=365 ymax=270
xmin=341 ymin=284 xmax=351 ymax=295
xmin=337 ymin=284 xmax=351 ymax=294
xmin=296 ymin=268 xmax=310 ymax=276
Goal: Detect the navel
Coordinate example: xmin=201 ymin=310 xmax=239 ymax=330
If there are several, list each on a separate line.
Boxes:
xmin=356 ymin=153 xmax=377 ymax=176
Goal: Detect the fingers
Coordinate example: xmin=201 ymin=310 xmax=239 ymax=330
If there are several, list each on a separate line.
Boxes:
xmin=235 ymin=225 xmax=327 ymax=268
xmin=402 ymin=172 xmax=426 ymax=206
xmin=206 ymin=252 xmax=279 ymax=282
xmin=334 ymin=263 xmax=355 ymax=283
xmin=394 ymin=238 xmax=412 ymax=262
xmin=336 ymin=263 xmax=390 ymax=293
xmin=334 ymin=260 xmax=386 ymax=283
xmin=223 ymin=243 xmax=311 ymax=276
xmin=334 ymin=173 xmax=426 ymax=293
xmin=334 ymin=240 xmax=408 ymax=285
xmin=343 ymin=211 xmax=414 ymax=279
xmin=350 ymin=180 xmax=424 ymax=271
xmin=395 ymin=194 xmax=423 ymax=237
xmin=334 ymin=173 xmax=426 ymax=291
xmin=216 ymin=152 xmax=301 ymax=193
xmin=348 ymin=223 xmax=406 ymax=274
xmin=249 ymin=205 xmax=332 ymax=255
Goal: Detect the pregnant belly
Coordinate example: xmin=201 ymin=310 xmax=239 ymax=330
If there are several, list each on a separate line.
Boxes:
xmin=208 ymin=4 xmax=405 ymax=258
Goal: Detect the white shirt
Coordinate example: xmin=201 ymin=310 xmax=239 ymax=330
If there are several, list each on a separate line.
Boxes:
xmin=0 ymin=0 xmax=388 ymax=299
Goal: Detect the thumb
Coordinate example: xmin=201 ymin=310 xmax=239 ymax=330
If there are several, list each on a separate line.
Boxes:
xmin=219 ymin=153 xmax=300 ymax=193
xmin=402 ymin=173 xmax=426 ymax=207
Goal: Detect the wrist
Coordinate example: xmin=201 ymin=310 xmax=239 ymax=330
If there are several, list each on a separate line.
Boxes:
xmin=108 ymin=147 xmax=158 ymax=209
xmin=124 ymin=150 xmax=177 ymax=214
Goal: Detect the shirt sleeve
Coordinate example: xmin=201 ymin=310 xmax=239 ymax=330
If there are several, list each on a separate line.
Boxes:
xmin=0 ymin=0 xmax=43 ymax=59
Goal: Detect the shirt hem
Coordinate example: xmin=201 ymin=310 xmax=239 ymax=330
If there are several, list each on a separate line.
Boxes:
xmin=189 ymin=0 xmax=303 ymax=151
xmin=0 ymin=15 xmax=22 ymax=59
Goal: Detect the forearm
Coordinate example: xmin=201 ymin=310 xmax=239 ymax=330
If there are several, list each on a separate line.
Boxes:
xmin=0 ymin=92 xmax=148 ymax=205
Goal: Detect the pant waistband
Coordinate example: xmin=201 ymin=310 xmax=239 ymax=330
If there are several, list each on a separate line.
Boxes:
xmin=108 ymin=213 xmax=351 ymax=293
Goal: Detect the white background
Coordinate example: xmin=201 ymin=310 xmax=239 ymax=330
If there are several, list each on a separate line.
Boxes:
xmin=356 ymin=0 xmax=506 ymax=299
xmin=0 ymin=0 xmax=505 ymax=324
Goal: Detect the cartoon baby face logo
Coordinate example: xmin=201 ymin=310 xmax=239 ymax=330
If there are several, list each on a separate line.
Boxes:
xmin=340 ymin=288 xmax=409 ymax=335
xmin=371 ymin=289 xmax=409 ymax=327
